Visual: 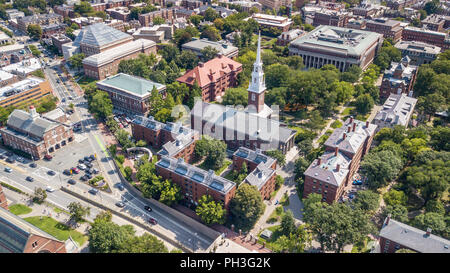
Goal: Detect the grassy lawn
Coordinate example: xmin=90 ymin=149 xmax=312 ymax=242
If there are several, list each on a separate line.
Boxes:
xmin=76 ymin=75 xmax=96 ymax=86
xmin=266 ymin=206 xmax=284 ymax=224
xmin=341 ymin=107 xmax=355 ymax=116
xmin=330 ymin=120 xmax=343 ymax=128
xmin=9 ymin=204 xmax=32 ymax=216
xmin=52 ymin=206 xmax=70 ymax=215
xmin=317 ymin=134 xmax=330 ymax=145
xmin=198 ymin=159 xmax=232 ymax=175
xmin=24 ymin=216 xmax=88 ymax=247
xmin=257 ymin=225 xmax=283 ymax=251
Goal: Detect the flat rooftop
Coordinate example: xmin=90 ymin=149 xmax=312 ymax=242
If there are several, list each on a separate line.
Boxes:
xmin=97 ymin=73 xmax=165 ymax=98
xmin=0 ymin=77 xmax=44 ymax=100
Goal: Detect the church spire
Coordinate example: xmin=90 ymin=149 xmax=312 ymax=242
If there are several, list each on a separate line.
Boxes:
xmin=247 ymin=32 xmax=266 ymax=114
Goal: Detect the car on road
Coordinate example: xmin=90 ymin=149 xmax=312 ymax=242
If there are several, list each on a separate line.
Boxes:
xmin=46 ymin=186 xmax=55 ymax=192
xmin=352 ymin=180 xmax=363 ymax=185
xmin=144 ymin=205 xmax=152 ymax=212
xmin=71 ymin=167 xmax=80 ymax=174
xmin=26 ymin=176 xmax=34 ymax=182
xmin=148 ymin=217 xmax=157 ymax=225
xmin=115 ymin=201 xmax=125 ymax=208
xmin=16 ymin=157 xmax=25 ymax=163
xmin=80 ymin=175 xmax=88 ymax=181
xmin=78 ymin=164 xmax=86 ymax=170
xmin=63 ymin=169 xmax=71 ymax=175
xmin=62 ymin=98 xmax=66 ymax=102
xmin=116 ymin=183 xmax=124 ymax=191
xmin=47 ymin=170 xmax=56 ymax=176
xmin=6 ymin=158 xmax=15 ymax=163
xmin=4 ymin=167 xmax=12 ymax=173
xmin=88 ymin=188 xmax=98 ymax=195
xmin=44 ymin=154 xmax=53 ymax=161
xmin=68 ymin=179 xmax=76 ymax=185
xmin=29 ymin=162 xmax=37 ymax=168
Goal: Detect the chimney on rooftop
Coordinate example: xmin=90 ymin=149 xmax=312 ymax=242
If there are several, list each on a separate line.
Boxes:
xmin=198 ymin=62 xmax=204 ymax=68
xmin=335 ymin=147 xmax=339 ymax=156
xmin=336 ymin=164 xmax=340 ymax=172
xmin=366 ymin=121 xmax=369 ymax=128
xmin=29 ymin=105 xmax=38 ymax=120
xmin=385 ymin=214 xmax=391 ymax=226
xmin=426 ymin=228 xmax=432 ymax=236
xmin=349 ymin=116 xmax=353 ymax=123
xmin=352 ymin=122 xmax=356 ymax=132
xmin=347 ymin=126 xmax=351 ymax=133
xmin=317 ymin=158 xmax=321 ymax=165
xmin=343 ymin=133 xmax=346 ymax=140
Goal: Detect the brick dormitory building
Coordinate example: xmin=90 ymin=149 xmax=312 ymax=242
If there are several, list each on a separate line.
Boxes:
xmin=0 ymin=106 xmax=74 ymax=159
xmin=379 ymin=56 xmax=418 ymax=98
xmin=303 ymin=117 xmax=377 ymax=204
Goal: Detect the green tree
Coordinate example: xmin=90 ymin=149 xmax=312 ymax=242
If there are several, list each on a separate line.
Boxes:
xmin=355 ymin=94 xmax=374 ymax=115
xmin=280 ymin=210 xmax=296 ymax=236
xmin=332 ymin=81 xmax=355 ymax=104
xmin=32 ymin=187 xmax=47 ymax=204
xmin=204 ymin=7 xmax=219 ymax=22
xmin=383 ymin=189 xmax=408 ymax=206
xmin=89 ymin=90 xmax=113 ymax=120
xmin=200 ymin=46 xmax=219 ymax=62
xmin=27 ymin=24 xmax=42 ymax=40
xmin=74 ymin=1 xmax=94 ymax=15
xmin=177 ymin=50 xmax=199 ymax=70
xmin=195 ymin=195 xmax=226 ymax=225
xmin=67 ymin=202 xmax=91 ymax=224
xmin=265 ymin=64 xmax=290 ymax=89
xmin=0 ymin=106 xmax=11 ymax=126
xmin=189 ymin=14 xmax=203 ymax=26
xmin=118 ymin=233 xmax=168 ymax=253
xmin=200 ymin=26 xmax=221 ymax=41
xmin=265 ymin=150 xmax=286 ymax=166
xmin=272 ymin=225 xmax=311 ymax=253
xmin=221 ymin=87 xmax=248 ymax=106
xmin=88 ymin=218 xmax=135 ymax=253
xmin=229 ymin=183 xmax=265 ymax=231
xmin=382 ymin=204 xmax=409 ymax=223
xmin=360 ymin=150 xmax=403 ymax=189
xmin=152 ymin=16 xmax=165 ymax=25
xmin=159 ymin=179 xmax=182 ymax=206
xmin=413 ymin=212 xmax=448 ymax=239
xmin=69 ymin=53 xmax=85 ymax=71
xmin=430 ymin=126 xmax=450 ymax=151
xmin=353 ymin=190 xmax=380 ymax=213
xmin=194 ymin=136 xmax=227 ymax=170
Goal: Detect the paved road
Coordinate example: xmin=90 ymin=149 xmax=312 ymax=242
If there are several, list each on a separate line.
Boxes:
xmin=40 ymin=64 xmax=216 ymax=251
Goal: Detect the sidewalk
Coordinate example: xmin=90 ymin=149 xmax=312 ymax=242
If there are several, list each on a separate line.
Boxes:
xmin=212 ymin=225 xmax=272 ymax=253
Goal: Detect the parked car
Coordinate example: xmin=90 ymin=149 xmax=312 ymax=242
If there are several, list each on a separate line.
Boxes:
xmin=85 ymin=173 xmax=93 ymax=179
xmin=46 ymin=186 xmax=55 ymax=192
xmin=29 ymin=162 xmax=37 ymax=168
xmin=85 ymin=162 xmax=93 ymax=169
xmin=44 ymin=154 xmax=53 ymax=161
xmin=352 ymin=180 xmax=363 ymax=185
xmin=0 ymin=154 xmax=4 ymax=159
xmin=80 ymin=175 xmax=88 ymax=181
xmin=148 ymin=217 xmax=157 ymax=225
xmin=6 ymin=158 xmax=15 ymax=163
xmin=4 ymin=167 xmax=12 ymax=173
xmin=144 ymin=205 xmax=152 ymax=212
xmin=5 ymin=152 xmax=13 ymax=157
xmin=26 ymin=176 xmax=34 ymax=182
xmin=116 ymin=183 xmax=124 ymax=191
xmin=78 ymin=164 xmax=86 ymax=170
xmin=63 ymin=169 xmax=71 ymax=175
xmin=92 ymin=168 xmax=99 ymax=174
xmin=16 ymin=157 xmax=25 ymax=163
xmin=89 ymin=155 xmax=95 ymax=161
xmin=68 ymin=179 xmax=76 ymax=185
xmin=88 ymin=188 xmax=98 ymax=195
xmin=47 ymin=170 xmax=56 ymax=176
xmin=71 ymin=167 xmax=80 ymax=174
xmin=78 ymin=159 xmax=84 ymax=164
xmin=115 ymin=201 xmax=125 ymax=208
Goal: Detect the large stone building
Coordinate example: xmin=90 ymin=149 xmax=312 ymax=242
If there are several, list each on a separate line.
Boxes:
xmin=394 ymin=41 xmax=441 ymax=65
xmin=0 ymin=106 xmax=74 ymax=159
xmin=181 ymin=39 xmax=239 ymax=59
xmin=303 ymin=117 xmax=377 ymax=203
xmin=138 ymin=8 xmax=175 ymax=27
xmin=379 ymin=215 xmax=450 ymax=253
xmin=132 ymin=25 xmax=174 ymax=43
xmin=365 ymin=18 xmax=403 ymax=43
xmin=250 ymin=13 xmax=293 ymax=32
xmin=277 ymin=29 xmax=307 ymax=46
xmin=289 ymin=25 xmax=383 ymax=72
xmin=0 ymin=207 xmax=67 ymax=253
xmin=82 ymin=39 xmax=157 ymax=80
xmin=176 ymin=55 xmax=242 ymax=102
xmin=258 ymin=0 xmax=290 ymax=11
xmin=155 ymin=156 xmax=237 ymax=209
xmin=422 ymin=14 xmax=448 ymax=32
xmin=190 ymin=34 xmax=296 ymax=154
xmin=379 ymin=56 xmax=418 ymax=98
xmin=372 ymin=93 xmax=417 ymax=132
xmin=312 ymin=8 xmax=350 ymax=27
xmin=96 ymin=73 xmax=165 ymax=115
xmin=131 ymin=115 xmax=199 ymax=163
xmin=0 ymin=77 xmax=52 ymax=108
xmin=0 ymin=44 xmax=32 ymax=68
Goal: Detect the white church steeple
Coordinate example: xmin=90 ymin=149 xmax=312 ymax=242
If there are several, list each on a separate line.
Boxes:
xmin=247 ymin=32 xmax=266 ymax=95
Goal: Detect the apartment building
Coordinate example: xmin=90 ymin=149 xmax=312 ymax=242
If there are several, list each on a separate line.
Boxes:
xmin=402 ymin=26 xmax=448 ymax=50
xmin=365 ymin=18 xmax=403 ymax=43
xmin=394 ymin=40 xmax=441 ymax=65
xmin=16 ymin=13 xmax=63 ymax=33
xmin=0 ymin=77 xmax=52 ymax=108
xmin=258 ymin=0 xmax=291 ymax=11
xmin=138 ymin=8 xmax=175 ymax=27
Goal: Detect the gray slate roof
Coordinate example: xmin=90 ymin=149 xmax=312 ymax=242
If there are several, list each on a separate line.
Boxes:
xmin=7 ymin=109 xmax=57 ymax=138
xmin=379 ymin=218 xmax=450 ymax=253
xmin=304 ymin=150 xmax=351 ymax=186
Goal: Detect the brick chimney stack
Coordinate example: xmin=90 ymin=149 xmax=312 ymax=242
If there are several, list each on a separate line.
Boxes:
xmin=350 ymin=116 xmax=353 ymax=123
xmin=352 ymin=122 xmax=356 ymax=132
xmin=317 ymin=158 xmax=321 ymax=165
xmin=336 ymin=164 xmax=340 ymax=172
xmin=366 ymin=121 xmax=369 ymax=128
xmin=335 ymin=147 xmax=338 ymax=156
xmin=347 ymin=126 xmax=351 ymax=133
xmin=426 ymin=228 xmax=432 ymax=236
xmin=385 ymin=214 xmax=391 ymax=226
xmin=343 ymin=133 xmax=346 ymax=140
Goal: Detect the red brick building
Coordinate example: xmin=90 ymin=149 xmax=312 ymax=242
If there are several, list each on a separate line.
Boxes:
xmin=176 ymin=55 xmax=242 ymax=102
xmin=233 ymin=147 xmax=278 ymax=200
xmin=138 ymin=8 xmax=174 ymax=27
xmin=0 ymin=106 xmax=74 ymax=160
xmin=0 ymin=207 xmax=67 ymax=253
xmin=365 ymin=18 xmax=403 ymax=43
xmin=303 ymin=117 xmax=377 ymax=203
xmin=82 ymin=39 xmax=157 ymax=80
xmin=156 ymin=156 xmax=237 ymax=210
xmin=131 ymin=115 xmax=200 ymax=163
xmin=402 ymin=26 xmax=448 ymax=50
xmin=378 ymin=215 xmax=450 ymax=253
xmin=380 ymin=56 xmax=418 ymax=98
xmin=312 ymin=9 xmax=350 ymax=27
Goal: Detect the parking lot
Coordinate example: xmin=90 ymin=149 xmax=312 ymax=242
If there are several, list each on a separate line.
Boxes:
xmin=340 ymin=172 xmax=368 ymax=203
